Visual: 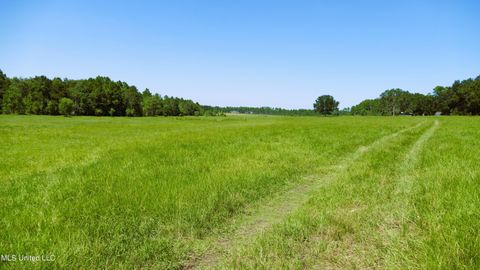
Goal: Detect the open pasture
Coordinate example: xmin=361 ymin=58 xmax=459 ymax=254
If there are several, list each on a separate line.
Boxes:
xmin=1 ymin=115 xmax=478 ymax=269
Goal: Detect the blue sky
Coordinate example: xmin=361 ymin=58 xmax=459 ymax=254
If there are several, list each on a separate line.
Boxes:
xmin=1 ymin=0 xmax=479 ymax=109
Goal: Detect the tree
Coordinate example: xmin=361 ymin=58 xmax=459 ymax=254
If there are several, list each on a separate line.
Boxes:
xmin=125 ymin=108 xmax=135 ymax=116
xmin=350 ymin=75 xmax=480 ymax=116
xmin=59 ymin=98 xmax=74 ymax=116
xmin=48 ymin=78 xmax=66 ymax=114
xmin=142 ymin=88 xmax=152 ymax=98
xmin=202 ymin=105 xmax=316 ymax=116
xmin=465 ymin=76 xmax=480 ymax=115
xmin=178 ymin=99 xmax=202 ymax=116
xmin=0 ymin=72 xmax=209 ymax=117
xmin=0 ymin=70 xmax=8 ymax=112
xmin=2 ymin=79 xmax=25 ymax=114
xmin=122 ymin=85 xmax=142 ymax=116
xmin=46 ymin=100 xmax=58 ymax=115
xmin=143 ymin=94 xmax=163 ymax=116
xmin=314 ymin=95 xmax=339 ymax=116
xmin=379 ymin=88 xmax=409 ymax=116
xmin=163 ymin=96 xmax=180 ymax=116
xmin=351 ymin=99 xmax=381 ymax=115
xmin=23 ymin=76 xmax=51 ymax=114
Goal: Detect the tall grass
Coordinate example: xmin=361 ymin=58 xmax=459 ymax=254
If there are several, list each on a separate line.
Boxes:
xmin=8 ymin=116 xmax=479 ymax=269
xmin=0 ymin=115 xmax=422 ymax=269
xmin=219 ymin=117 xmax=480 ymax=269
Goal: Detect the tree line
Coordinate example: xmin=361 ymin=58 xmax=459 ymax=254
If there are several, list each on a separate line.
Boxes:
xmin=0 ymin=70 xmax=202 ymax=116
xmin=1 ymin=70 xmax=479 ymax=117
xmin=202 ymin=105 xmax=316 ymax=116
xmin=350 ymin=75 xmax=480 ymax=116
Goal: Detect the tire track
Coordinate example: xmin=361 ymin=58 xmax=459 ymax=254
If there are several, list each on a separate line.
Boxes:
xmin=394 ymin=120 xmax=439 ymax=199
xmin=299 ymin=120 xmax=439 ymax=269
xmin=183 ymin=121 xmax=427 ymax=269
xmin=382 ymin=120 xmax=439 ymax=249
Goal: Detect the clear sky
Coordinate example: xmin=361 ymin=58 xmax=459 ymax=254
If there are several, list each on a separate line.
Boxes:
xmin=1 ymin=0 xmax=479 ymax=109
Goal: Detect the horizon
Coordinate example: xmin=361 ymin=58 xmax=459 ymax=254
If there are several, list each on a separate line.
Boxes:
xmin=1 ymin=0 xmax=479 ymax=109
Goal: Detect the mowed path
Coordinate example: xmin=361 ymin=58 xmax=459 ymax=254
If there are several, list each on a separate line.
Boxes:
xmin=381 ymin=120 xmax=440 ymax=264
xmin=184 ymin=120 xmax=433 ymax=269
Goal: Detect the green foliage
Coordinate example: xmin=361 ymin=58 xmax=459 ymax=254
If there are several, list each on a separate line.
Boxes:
xmin=203 ymin=105 xmax=316 ymax=116
xmin=58 ymin=97 xmax=74 ymax=116
xmin=0 ymin=73 xmax=203 ymax=117
xmin=125 ymin=108 xmax=135 ymax=117
xmin=313 ymin=95 xmax=339 ymax=115
xmin=351 ymin=99 xmax=381 ymax=115
xmin=380 ymin=88 xmax=406 ymax=115
xmin=352 ymin=89 xmax=437 ymax=116
xmin=0 ymin=69 xmax=9 ymax=112
xmin=163 ymin=96 xmax=180 ymax=116
xmin=142 ymin=94 xmax=163 ymax=116
xmin=178 ymin=99 xmax=200 ymax=116
xmin=351 ymin=75 xmax=480 ymax=116
xmin=1 ymin=70 xmax=479 ymax=117
xmin=46 ymin=100 xmax=58 ymax=115
xmin=2 ymin=79 xmax=25 ymax=114
xmin=94 ymin=108 xmax=103 ymax=116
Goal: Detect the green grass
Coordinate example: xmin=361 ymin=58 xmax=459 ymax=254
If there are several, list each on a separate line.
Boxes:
xmin=0 ymin=115 xmax=478 ymax=269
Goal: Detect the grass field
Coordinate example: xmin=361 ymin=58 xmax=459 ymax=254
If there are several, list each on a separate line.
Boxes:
xmin=1 ymin=115 xmax=479 ymax=269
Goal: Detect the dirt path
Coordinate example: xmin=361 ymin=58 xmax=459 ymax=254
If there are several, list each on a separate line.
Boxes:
xmin=183 ymin=121 xmax=427 ymax=269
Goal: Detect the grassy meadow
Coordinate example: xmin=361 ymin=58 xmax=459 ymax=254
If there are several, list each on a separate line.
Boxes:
xmin=0 ymin=115 xmax=479 ymax=269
